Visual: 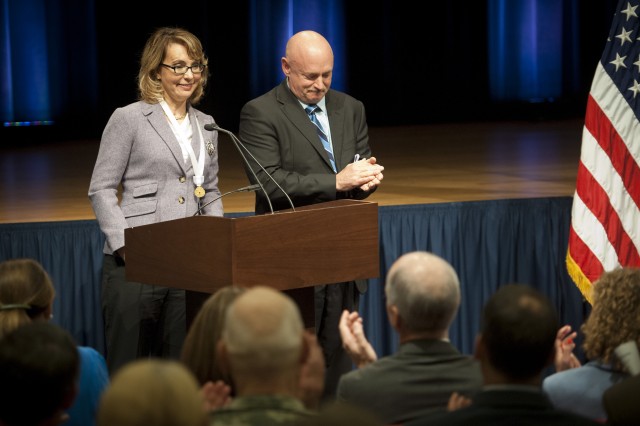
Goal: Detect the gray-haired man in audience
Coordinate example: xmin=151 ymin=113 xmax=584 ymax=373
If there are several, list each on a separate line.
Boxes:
xmin=337 ymin=251 xmax=482 ymax=424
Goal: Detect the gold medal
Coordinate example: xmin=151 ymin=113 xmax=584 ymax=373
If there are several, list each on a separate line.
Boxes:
xmin=194 ymin=186 xmax=205 ymax=198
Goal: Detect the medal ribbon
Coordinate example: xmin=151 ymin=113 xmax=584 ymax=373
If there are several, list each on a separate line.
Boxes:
xmin=160 ymin=100 xmax=205 ymax=187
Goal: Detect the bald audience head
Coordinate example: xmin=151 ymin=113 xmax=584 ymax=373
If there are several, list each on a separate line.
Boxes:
xmin=221 ymin=286 xmax=304 ymax=386
xmin=385 ymin=251 xmax=461 ymax=339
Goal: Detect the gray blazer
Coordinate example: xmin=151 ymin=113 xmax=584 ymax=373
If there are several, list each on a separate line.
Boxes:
xmin=89 ymin=101 xmax=223 ymax=254
xmin=238 ymin=79 xmax=375 ymax=214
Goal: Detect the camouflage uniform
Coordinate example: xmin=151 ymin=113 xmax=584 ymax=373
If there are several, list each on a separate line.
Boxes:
xmin=210 ymin=394 xmax=316 ymax=425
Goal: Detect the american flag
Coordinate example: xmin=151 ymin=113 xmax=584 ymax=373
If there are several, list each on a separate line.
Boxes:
xmin=567 ymin=0 xmax=640 ymax=303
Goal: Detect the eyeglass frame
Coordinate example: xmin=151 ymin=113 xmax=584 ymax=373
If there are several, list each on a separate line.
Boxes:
xmin=160 ymin=63 xmax=206 ymax=75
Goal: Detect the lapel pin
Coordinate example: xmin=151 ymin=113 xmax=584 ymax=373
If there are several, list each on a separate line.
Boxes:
xmin=206 ymin=140 xmax=215 ymax=157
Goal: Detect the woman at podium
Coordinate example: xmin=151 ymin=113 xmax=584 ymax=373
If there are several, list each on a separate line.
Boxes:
xmin=88 ymin=27 xmax=223 ymax=374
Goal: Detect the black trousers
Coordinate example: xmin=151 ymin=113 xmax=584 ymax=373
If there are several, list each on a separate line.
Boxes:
xmin=315 ymin=281 xmax=362 ymax=399
xmin=101 ymin=254 xmax=186 ymax=375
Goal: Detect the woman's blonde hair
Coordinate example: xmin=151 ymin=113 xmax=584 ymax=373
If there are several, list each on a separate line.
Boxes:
xmin=138 ymin=27 xmax=209 ymax=105
xmin=97 ymin=359 xmax=207 ymax=426
xmin=0 ymin=258 xmax=55 ymax=339
xmin=180 ymin=286 xmax=245 ymax=387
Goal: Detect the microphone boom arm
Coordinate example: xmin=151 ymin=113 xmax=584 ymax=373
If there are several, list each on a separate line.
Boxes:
xmin=192 ymin=184 xmax=261 ymax=217
xmin=205 ymin=123 xmax=295 ymax=213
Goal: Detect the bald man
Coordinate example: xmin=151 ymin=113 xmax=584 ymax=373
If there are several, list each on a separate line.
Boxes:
xmin=336 ymin=252 xmax=483 ymax=425
xmin=238 ymin=30 xmax=384 ymax=398
xmin=211 ymin=286 xmax=318 ymax=425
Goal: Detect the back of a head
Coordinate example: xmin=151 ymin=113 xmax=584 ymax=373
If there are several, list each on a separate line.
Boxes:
xmin=385 ymin=251 xmax=461 ymax=334
xmin=0 ymin=258 xmax=55 ymax=338
xmin=222 ymin=286 xmax=304 ymax=380
xmin=97 ymin=359 xmax=207 ymax=426
xmin=582 ymin=267 xmax=640 ymax=368
xmin=181 ymin=286 xmax=246 ymax=385
xmin=480 ymin=284 xmax=558 ymax=380
xmin=0 ymin=321 xmax=79 ymax=426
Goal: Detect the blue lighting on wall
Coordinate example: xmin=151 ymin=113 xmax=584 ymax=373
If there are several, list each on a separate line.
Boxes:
xmin=3 ymin=120 xmax=54 ymax=127
xmin=488 ymin=0 xmax=564 ymax=102
xmin=249 ymin=0 xmax=345 ymax=98
xmin=0 ymin=0 xmax=13 ymax=120
xmin=0 ymin=0 xmax=51 ymax=123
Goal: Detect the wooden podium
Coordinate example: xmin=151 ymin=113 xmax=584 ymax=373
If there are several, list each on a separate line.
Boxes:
xmin=124 ymin=199 xmax=379 ymax=328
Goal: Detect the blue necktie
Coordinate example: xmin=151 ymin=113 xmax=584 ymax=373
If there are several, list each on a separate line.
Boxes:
xmin=305 ymin=105 xmax=337 ymax=173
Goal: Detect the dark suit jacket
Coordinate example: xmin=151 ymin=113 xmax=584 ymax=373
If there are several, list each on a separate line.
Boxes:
xmin=602 ymin=375 xmax=640 ymax=425
xmin=406 ymin=388 xmax=601 ymax=426
xmin=336 ymin=339 xmax=483 ymax=425
xmin=238 ymin=80 xmax=375 ymax=214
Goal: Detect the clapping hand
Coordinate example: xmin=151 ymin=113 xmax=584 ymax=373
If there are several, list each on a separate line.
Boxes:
xmin=336 ymin=157 xmax=384 ymax=192
xmin=554 ymin=324 xmax=581 ymax=372
xmin=447 ymin=391 xmax=472 ymax=411
xmin=339 ymin=309 xmax=377 ymax=368
xmin=201 ymin=380 xmax=232 ymax=411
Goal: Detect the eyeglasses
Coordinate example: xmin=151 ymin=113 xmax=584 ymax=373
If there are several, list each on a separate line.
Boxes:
xmin=160 ymin=63 xmax=206 ymax=75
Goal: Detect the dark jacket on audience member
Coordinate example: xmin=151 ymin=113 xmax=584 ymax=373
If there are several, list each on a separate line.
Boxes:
xmin=405 ymin=387 xmax=601 ymax=426
xmin=336 ymin=338 xmax=482 ymax=424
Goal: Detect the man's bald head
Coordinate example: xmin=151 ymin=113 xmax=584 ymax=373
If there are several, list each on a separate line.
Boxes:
xmin=282 ymin=30 xmax=334 ymax=105
xmin=222 ymin=286 xmax=304 ymax=377
xmin=285 ymin=30 xmax=333 ymax=63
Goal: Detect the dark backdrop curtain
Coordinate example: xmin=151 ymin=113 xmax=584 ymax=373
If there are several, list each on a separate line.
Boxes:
xmin=0 ymin=0 xmax=620 ymax=138
xmin=343 ymin=0 xmax=617 ymax=125
xmin=0 ymin=0 xmax=97 ymax=135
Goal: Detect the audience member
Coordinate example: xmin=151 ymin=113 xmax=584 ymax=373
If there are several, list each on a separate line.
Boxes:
xmin=336 ymin=251 xmax=483 ymax=424
xmin=181 ymin=287 xmax=245 ymax=392
xmin=210 ymin=286 xmax=320 ymax=425
xmin=97 ymin=359 xmax=208 ymax=426
xmin=543 ymin=267 xmax=640 ymax=422
xmin=0 ymin=258 xmax=109 ymax=426
xmin=602 ymin=374 xmax=640 ymax=425
xmin=406 ymin=284 xmax=600 ymax=426
xmin=0 ymin=322 xmax=80 ymax=426
xmin=0 ymin=258 xmax=55 ymax=338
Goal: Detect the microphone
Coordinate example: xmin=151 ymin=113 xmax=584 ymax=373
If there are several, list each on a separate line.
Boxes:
xmin=192 ymin=184 xmax=261 ymax=216
xmin=204 ymin=123 xmax=295 ymax=213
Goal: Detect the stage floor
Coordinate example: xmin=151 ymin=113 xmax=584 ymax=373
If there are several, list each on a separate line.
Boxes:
xmin=0 ymin=118 xmax=583 ymax=224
